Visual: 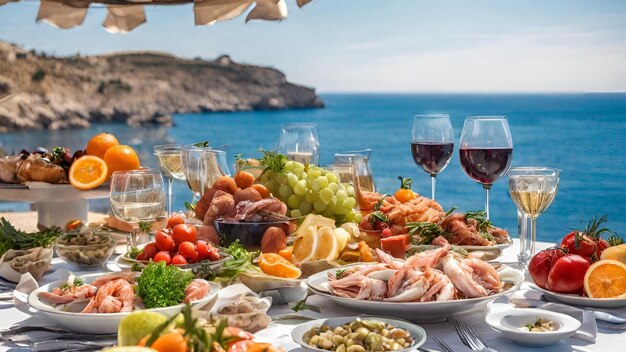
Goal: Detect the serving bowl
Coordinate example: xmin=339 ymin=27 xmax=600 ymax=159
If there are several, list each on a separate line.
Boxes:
xmin=485 ymin=308 xmax=581 ymax=346
xmin=28 ymin=273 xmax=220 ymax=334
xmin=213 ymin=219 xmax=294 ymax=249
xmin=291 ymin=316 xmax=427 ymax=352
xmin=55 ymin=231 xmax=117 ymax=268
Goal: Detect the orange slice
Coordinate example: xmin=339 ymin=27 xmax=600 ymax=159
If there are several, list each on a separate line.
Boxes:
xmin=583 ymin=259 xmax=626 ymax=298
xmin=257 ymin=253 xmax=301 ymax=279
xmin=69 ymin=156 xmax=108 ymax=190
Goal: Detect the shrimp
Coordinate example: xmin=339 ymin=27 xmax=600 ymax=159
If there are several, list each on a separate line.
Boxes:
xmin=38 ymin=284 xmax=97 ymax=305
xmin=328 ymin=274 xmax=387 ymax=300
xmin=405 ymin=244 xmax=450 ymax=270
xmin=441 ymin=255 xmax=501 ymax=298
xmin=82 ymin=279 xmax=134 ymax=313
xmin=375 ymin=248 xmax=405 ymax=270
xmin=91 ymin=271 xmax=139 ymax=288
xmin=385 ymin=267 xmax=430 ymax=302
xmin=463 ymin=258 xmax=503 ymax=292
xmin=184 ymin=279 xmax=211 ymax=303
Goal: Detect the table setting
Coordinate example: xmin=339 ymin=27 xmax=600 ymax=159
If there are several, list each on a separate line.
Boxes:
xmin=0 ymin=115 xmax=625 ymax=352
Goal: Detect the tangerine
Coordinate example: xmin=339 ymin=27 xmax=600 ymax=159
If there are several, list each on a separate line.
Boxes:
xmin=68 ymin=155 xmax=108 ymax=190
xmin=257 ymin=253 xmax=301 ymax=279
xmin=86 ymin=133 xmax=119 ymax=159
xmin=103 ymin=145 xmax=140 ymax=178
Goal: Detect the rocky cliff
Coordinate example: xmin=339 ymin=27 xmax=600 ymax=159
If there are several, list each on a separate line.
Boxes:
xmin=0 ymin=42 xmax=323 ymax=132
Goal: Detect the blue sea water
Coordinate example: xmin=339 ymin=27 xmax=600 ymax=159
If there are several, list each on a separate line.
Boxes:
xmin=1 ymin=93 xmax=625 ymax=244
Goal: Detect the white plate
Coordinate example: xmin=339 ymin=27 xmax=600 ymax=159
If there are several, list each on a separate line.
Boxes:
xmin=531 ymin=284 xmax=626 ymax=308
xmin=114 ymin=251 xmax=231 ymax=271
xmin=486 ymin=307 xmax=581 ymax=346
xmin=28 ymin=273 xmax=220 ymax=334
xmin=307 ymin=264 xmax=523 ymax=322
xmin=291 ymin=316 xmax=427 ymax=352
xmin=412 ymin=239 xmax=513 ymax=260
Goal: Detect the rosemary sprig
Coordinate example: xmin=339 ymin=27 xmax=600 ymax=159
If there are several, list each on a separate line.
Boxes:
xmin=406 ymin=207 xmax=457 ymax=245
xmin=464 ymin=210 xmax=493 ymax=233
xmin=368 ymin=210 xmax=389 ymax=225
xmin=609 ymin=233 xmax=625 ymax=246
xmin=583 ymin=215 xmax=614 ymax=240
xmin=258 ymin=148 xmax=287 ymax=174
xmin=193 ymin=141 xmax=210 ymax=148
xmin=335 ymin=268 xmax=347 ymax=278
xmin=291 ymin=296 xmax=321 ymax=313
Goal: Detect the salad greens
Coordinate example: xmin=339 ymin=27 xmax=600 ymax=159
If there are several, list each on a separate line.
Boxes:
xmin=194 ymin=240 xmax=258 ymax=284
xmin=136 ymin=261 xmax=194 ymax=309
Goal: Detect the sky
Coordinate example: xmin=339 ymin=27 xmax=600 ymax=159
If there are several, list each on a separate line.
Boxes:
xmin=1 ymin=0 xmax=626 ymax=93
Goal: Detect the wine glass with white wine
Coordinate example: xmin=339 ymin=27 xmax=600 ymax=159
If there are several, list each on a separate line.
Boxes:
xmin=154 ymin=144 xmax=185 ymax=215
xmin=110 ymin=169 xmax=165 ymax=249
xmin=508 ymin=167 xmax=561 ymax=268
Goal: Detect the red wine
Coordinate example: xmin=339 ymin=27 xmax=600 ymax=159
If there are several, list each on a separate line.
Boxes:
xmin=411 ymin=142 xmax=454 ymax=175
xmin=459 ymin=148 xmax=513 ymax=185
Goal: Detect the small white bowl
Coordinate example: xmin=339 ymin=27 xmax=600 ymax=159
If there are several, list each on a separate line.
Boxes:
xmin=485 ymin=308 xmax=581 ymax=347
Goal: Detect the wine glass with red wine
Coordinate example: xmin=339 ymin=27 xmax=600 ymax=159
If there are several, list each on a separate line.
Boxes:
xmin=459 ymin=116 xmax=513 ymax=219
xmin=411 ymin=114 xmax=454 ymax=200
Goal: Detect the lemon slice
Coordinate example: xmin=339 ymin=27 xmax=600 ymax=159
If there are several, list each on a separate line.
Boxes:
xmin=340 ymin=222 xmax=361 ymax=239
xmin=315 ymin=226 xmax=340 ymax=261
xmin=334 ymin=227 xmax=351 ymax=252
xmin=292 ymin=226 xmax=318 ymax=263
xmin=295 ymin=214 xmax=336 ymax=238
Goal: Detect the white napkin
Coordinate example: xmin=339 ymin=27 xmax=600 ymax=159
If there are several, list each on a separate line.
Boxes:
xmin=509 ymin=289 xmax=597 ymax=342
xmin=11 ymin=269 xmax=71 ymax=313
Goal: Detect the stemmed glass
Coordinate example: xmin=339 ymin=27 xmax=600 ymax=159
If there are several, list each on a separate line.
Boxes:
xmin=154 ymin=144 xmax=185 ymax=215
xmin=276 ymin=123 xmax=320 ymax=165
xmin=110 ymin=169 xmax=165 ymax=249
xmin=459 ymin=116 xmax=513 ymax=219
xmin=509 ymin=167 xmax=561 ymax=267
xmin=411 ymin=114 xmax=454 ymax=200
xmin=181 ymin=144 xmax=230 ymax=201
xmin=334 ymin=149 xmax=375 ymax=209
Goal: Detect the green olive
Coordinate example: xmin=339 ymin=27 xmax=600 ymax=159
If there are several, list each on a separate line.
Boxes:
xmin=355 ymin=327 xmax=370 ymax=340
xmin=346 ymin=345 xmax=366 ymax=352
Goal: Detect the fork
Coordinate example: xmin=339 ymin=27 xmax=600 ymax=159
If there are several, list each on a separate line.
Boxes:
xmin=433 ymin=336 xmax=454 ymax=352
xmin=450 ymin=318 xmax=498 ymax=352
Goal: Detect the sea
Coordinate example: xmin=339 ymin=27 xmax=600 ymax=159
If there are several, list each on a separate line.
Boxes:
xmin=1 ymin=93 xmax=625 ymax=244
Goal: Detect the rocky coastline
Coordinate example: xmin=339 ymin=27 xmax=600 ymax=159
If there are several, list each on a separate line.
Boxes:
xmin=0 ymin=42 xmax=324 ymax=132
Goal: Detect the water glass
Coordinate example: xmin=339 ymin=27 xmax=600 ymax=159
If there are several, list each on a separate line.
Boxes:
xmin=181 ymin=144 xmax=230 ymax=201
xmin=276 ymin=123 xmax=320 ymax=165
xmin=154 ymin=144 xmax=184 ymax=215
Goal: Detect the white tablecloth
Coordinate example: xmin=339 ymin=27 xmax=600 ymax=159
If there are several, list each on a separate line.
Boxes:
xmin=1 ymin=240 xmax=624 ymax=351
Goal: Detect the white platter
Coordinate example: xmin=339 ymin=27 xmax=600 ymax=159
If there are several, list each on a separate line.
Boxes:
xmin=291 ymin=316 xmax=427 ymax=352
xmin=28 ymin=273 xmax=220 ymax=334
xmin=531 ymin=284 xmax=626 ymax=308
xmin=307 ymin=264 xmax=523 ymax=323
xmin=411 ymin=238 xmax=513 ymax=261
xmin=486 ymin=307 xmax=581 ymax=346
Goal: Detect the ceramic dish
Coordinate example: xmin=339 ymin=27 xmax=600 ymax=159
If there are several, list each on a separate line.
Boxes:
xmin=411 ymin=238 xmax=513 ymax=261
xmin=291 ymin=316 xmax=427 ymax=352
xmin=531 ymin=284 xmax=626 ymax=308
xmin=485 ymin=308 xmax=581 ymax=346
xmin=28 ymin=273 xmax=220 ymax=334
xmin=114 ymin=250 xmax=231 ymax=271
xmin=307 ymin=264 xmax=523 ymax=322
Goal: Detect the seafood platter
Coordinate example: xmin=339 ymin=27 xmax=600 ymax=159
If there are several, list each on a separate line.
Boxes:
xmin=1 ymin=132 xmax=625 ymax=352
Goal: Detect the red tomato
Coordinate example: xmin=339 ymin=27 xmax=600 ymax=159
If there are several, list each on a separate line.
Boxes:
xmin=546 ymin=254 xmax=591 ymax=294
xmin=381 ymin=228 xmax=393 ymax=238
xmin=166 ymin=214 xmax=185 ymax=229
xmin=172 ymin=224 xmax=197 ymax=245
xmin=528 ymin=248 xmax=565 ymax=289
xmin=561 ymin=231 xmax=596 ymax=257
xmin=136 ymin=252 xmax=148 ymax=261
xmin=178 ymin=241 xmax=198 ymax=262
xmin=171 ymin=254 xmax=188 ymax=265
xmin=143 ymin=242 xmax=158 ymax=259
xmin=596 ymin=239 xmax=610 ymax=257
xmin=155 ymin=230 xmax=175 ymax=252
xmin=206 ymin=246 xmax=221 ymax=261
xmin=380 ymin=234 xmax=410 ymax=258
xmin=153 ymin=251 xmax=172 ymax=265
xmin=195 ymin=240 xmax=210 ymax=260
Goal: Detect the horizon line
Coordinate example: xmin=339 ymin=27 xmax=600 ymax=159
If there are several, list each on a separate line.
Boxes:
xmin=317 ymin=91 xmax=626 ymax=95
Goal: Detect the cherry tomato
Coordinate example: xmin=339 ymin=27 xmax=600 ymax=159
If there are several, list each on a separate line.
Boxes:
xmin=136 ymin=252 xmax=148 ymax=261
xmin=172 ymin=224 xmax=197 ymax=245
xmin=143 ymin=242 xmax=158 ymax=259
xmin=529 ymin=248 xmax=565 ymax=289
xmin=561 ymin=231 xmax=596 ymax=258
xmin=171 ymin=254 xmax=188 ymax=265
xmin=178 ymin=241 xmax=198 ymax=262
xmin=206 ymin=246 xmax=221 ymax=261
xmin=166 ymin=214 xmax=185 ymax=229
xmin=153 ymin=251 xmax=172 ymax=265
xmin=155 ymin=230 xmax=175 ymax=252
xmin=394 ymin=176 xmax=415 ymax=203
xmin=195 ymin=240 xmax=210 ymax=260
xmin=546 ymin=254 xmax=591 ymax=294
xmin=381 ymin=228 xmax=393 ymax=238
xmin=596 ymin=238 xmax=610 ymax=257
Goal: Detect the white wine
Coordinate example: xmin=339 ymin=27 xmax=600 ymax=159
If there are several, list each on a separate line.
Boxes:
xmin=155 ymin=153 xmax=185 ymax=180
xmin=509 ymin=189 xmax=556 ymax=218
xmin=287 ymin=152 xmax=314 ymax=165
xmin=110 ymin=200 xmax=164 ymax=222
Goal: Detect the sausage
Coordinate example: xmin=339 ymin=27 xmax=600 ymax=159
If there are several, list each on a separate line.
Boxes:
xmin=195 ymin=188 xmax=217 ymax=220
xmin=260 ymin=227 xmax=287 ymax=254
xmin=197 ymin=225 xmax=221 ymax=245
xmin=233 ymin=187 xmax=262 ymax=205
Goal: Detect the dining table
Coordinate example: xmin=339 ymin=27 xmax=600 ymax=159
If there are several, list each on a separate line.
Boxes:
xmin=1 ymin=239 xmax=624 ymax=352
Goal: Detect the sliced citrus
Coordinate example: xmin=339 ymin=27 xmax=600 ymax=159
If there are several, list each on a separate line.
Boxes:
xmin=69 ymin=156 xmax=108 ymax=190
xmin=103 ymin=145 xmax=140 ymax=178
xmin=583 ymin=259 xmax=626 ymax=298
xmin=314 ymin=226 xmax=339 ymax=261
xmin=295 ymin=214 xmax=335 ymax=238
xmin=86 ymin=133 xmax=119 ymax=159
xmin=292 ymin=226 xmax=318 ymax=263
xmin=257 ymin=253 xmax=302 ymax=279
xmin=333 ymin=227 xmax=351 ymax=251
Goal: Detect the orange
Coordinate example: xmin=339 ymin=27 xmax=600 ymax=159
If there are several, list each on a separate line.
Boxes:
xmin=278 ymin=246 xmax=293 ymax=262
xmin=69 ymin=155 xmax=108 ymax=190
xmin=257 ymin=253 xmax=301 ymax=279
xmin=86 ymin=133 xmax=119 ymax=159
xmin=103 ymin=145 xmax=140 ymax=178
xmin=139 ymin=329 xmax=187 ymax=352
xmin=584 ymin=259 xmax=626 ymax=298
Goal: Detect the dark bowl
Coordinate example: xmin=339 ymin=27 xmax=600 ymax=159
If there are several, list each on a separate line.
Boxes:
xmin=213 ymin=219 xmax=294 ymax=249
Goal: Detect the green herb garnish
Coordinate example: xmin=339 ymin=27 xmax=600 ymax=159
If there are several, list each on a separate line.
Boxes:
xmin=184 ymin=201 xmax=196 ymax=211
xmin=406 ymin=207 xmax=457 ymax=245
xmin=335 ymin=268 xmax=347 ymax=278
xmin=464 ymin=210 xmax=493 ymax=233
xmin=368 ymin=211 xmax=389 ymax=225
xmin=127 ymin=246 xmax=142 ymax=259
xmin=258 ymin=148 xmax=287 ymax=174
xmin=609 ymin=233 xmax=625 ymax=246
xmin=136 ymin=261 xmax=194 ymax=309
xmin=193 ymin=141 xmax=210 ymax=148
xmin=0 ymin=217 xmax=63 ymax=256
xmin=196 ymin=240 xmax=257 ymax=284
xmin=60 ymin=277 xmax=84 ymax=290
xmin=138 ymin=221 xmax=152 ymax=233
xmin=292 ymin=296 xmax=321 ymax=313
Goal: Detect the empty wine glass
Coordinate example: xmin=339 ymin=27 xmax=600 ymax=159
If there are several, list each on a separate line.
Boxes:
xmin=181 ymin=144 xmax=230 ymax=201
xmin=154 ymin=144 xmax=185 ymax=215
xmin=276 ymin=123 xmax=320 ymax=165
xmin=459 ymin=116 xmax=513 ymax=219
xmin=509 ymin=167 xmax=561 ymax=267
xmin=411 ymin=114 xmax=454 ymax=200
xmin=110 ymin=169 xmax=165 ymax=248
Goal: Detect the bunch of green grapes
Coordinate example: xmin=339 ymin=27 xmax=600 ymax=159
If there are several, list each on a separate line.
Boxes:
xmin=258 ymin=160 xmax=362 ymax=223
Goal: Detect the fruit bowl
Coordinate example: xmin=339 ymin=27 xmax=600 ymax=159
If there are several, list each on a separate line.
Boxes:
xmin=213 ymin=219 xmax=295 ymax=249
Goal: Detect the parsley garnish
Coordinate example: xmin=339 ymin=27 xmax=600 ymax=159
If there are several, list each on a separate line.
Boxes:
xmin=136 ymin=261 xmax=194 ymax=309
